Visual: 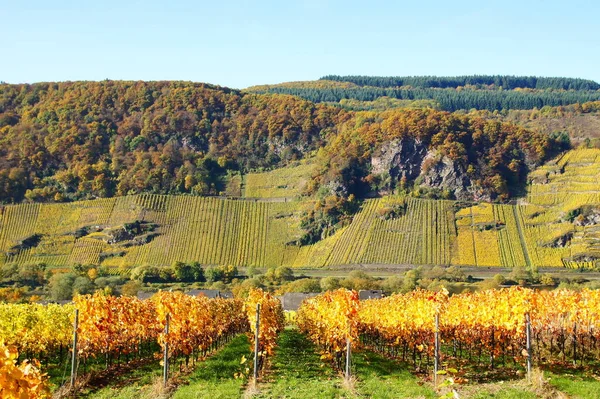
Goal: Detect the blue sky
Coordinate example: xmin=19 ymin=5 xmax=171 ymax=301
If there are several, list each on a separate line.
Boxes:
xmin=1 ymin=0 xmax=599 ymax=89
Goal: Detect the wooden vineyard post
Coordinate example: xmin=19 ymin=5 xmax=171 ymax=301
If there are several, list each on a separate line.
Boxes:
xmin=253 ymin=303 xmax=261 ymax=387
xmin=573 ymin=322 xmax=577 ymax=366
xmin=526 ymin=313 xmax=532 ymax=382
xmin=70 ymin=308 xmax=79 ymax=389
xmin=434 ymin=312 xmax=440 ymax=386
xmin=490 ymin=326 xmax=495 ymax=369
xmin=163 ymin=313 xmax=170 ymax=386
xmin=345 ymin=337 xmax=351 ymax=380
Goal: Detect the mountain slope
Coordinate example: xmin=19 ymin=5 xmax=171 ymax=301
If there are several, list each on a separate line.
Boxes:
xmin=0 ymin=80 xmax=558 ymax=205
xmin=0 ymin=81 xmax=346 ymax=202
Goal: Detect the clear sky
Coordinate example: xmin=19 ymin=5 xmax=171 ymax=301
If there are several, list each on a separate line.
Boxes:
xmin=1 ymin=0 xmax=599 ymax=89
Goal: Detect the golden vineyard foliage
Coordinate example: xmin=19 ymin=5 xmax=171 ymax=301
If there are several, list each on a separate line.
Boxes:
xmin=360 ymin=289 xmax=448 ymax=356
xmin=74 ymin=293 xmax=159 ymax=359
xmin=154 ymin=291 xmax=247 ymax=357
xmin=0 ymin=303 xmax=73 ymax=355
xmin=75 ymin=291 xmax=247 ymax=360
xmin=1 ymin=149 xmax=596 ymax=272
xmin=297 ymin=288 xmax=360 ymax=357
xmin=0 ymin=292 xmax=248 ymax=370
xmin=376 ymin=288 xmax=600 ymax=362
xmin=441 ymin=287 xmax=536 ymax=358
xmin=0 ymin=341 xmax=48 ymax=399
xmin=7 ymin=146 xmax=599 ymax=272
xmin=244 ymin=288 xmax=285 ymax=356
xmin=529 ymin=289 xmax=600 ymax=338
xmin=301 ymin=287 xmax=600 ymax=366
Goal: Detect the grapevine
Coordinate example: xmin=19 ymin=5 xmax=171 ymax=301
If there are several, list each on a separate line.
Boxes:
xmin=297 ymin=288 xmax=359 ymax=369
xmin=243 ymin=288 xmax=285 ymax=372
xmin=0 ymin=341 xmax=49 ymax=399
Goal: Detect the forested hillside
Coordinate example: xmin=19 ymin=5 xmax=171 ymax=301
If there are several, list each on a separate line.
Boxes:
xmin=311 ymin=108 xmax=558 ymax=203
xmin=479 ymin=101 xmax=600 ymax=146
xmin=247 ymin=75 xmax=600 ymax=112
xmin=321 ymin=75 xmax=600 ymax=90
xmin=0 ymin=81 xmax=349 ymax=202
xmin=0 ymin=81 xmax=558 ymax=206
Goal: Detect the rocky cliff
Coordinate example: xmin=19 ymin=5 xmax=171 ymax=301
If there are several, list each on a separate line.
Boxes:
xmin=371 ymin=138 xmax=475 ymax=200
xmin=371 ymin=139 xmax=428 ymax=181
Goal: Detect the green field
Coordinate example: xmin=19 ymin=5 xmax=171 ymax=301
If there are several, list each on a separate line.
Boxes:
xmin=1 ymin=149 xmax=599 ymax=271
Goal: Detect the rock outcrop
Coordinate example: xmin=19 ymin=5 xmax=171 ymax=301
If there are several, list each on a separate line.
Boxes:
xmin=371 ymin=138 xmax=474 ymax=200
xmin=574 ymin=208 xmax=600 ymax=226
xmin=371 ymin=139 xmax=427 ymax=181
xmin=420 ymin=153 xmax=472 ymax=200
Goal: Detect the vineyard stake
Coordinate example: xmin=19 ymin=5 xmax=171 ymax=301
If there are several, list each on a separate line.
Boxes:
xmin=253 ymin=303 xmax=261 ymax=386
xmin=70 ymin=308 xmax=79 ymax=389
xmin=163 ymin=313 xmax=170 ymax=386
xmin=573 ymin=322 xmax=577 ymax=366
xmin=345 ymin=337 xmax=351 ymax=379
xmin=434 ymin=312 xmax=440 ymax=386
xmin=490 ymin=326 xmax=495 ymax=369
xmin=526 ymin=313 xmax=532 ymax=382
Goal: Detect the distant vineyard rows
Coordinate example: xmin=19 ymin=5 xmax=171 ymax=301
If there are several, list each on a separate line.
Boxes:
xmin=0 ymin=149 xmax=598 ymax=271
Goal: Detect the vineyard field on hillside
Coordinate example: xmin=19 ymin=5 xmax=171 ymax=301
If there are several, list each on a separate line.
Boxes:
xmin=244 ymin=161 xmax=316 ymax=199
xmin=0 ymin=149 xmax=599 ymax=271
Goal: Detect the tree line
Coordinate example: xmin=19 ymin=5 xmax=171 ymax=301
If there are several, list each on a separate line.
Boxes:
xmin=254 ymin=86 xmax=600 ymax=112
xmin=321 ymin=75 xmax=600 ymax=91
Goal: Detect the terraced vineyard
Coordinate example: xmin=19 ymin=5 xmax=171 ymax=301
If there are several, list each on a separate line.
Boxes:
xmin=523 ymin=148 xmax=600 ymax=268
xmin=0 ymin=149 xmax=599 ymax=270
xmin=227 ymin=160 xmax=316 ymax=199
xmin=247 ymin=162 xmax=314 ymax=198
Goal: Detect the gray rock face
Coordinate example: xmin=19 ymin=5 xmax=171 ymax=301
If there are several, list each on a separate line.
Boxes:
xmin=371 ymin=139 xmax=428 ymax=181
xmin=268 ymin=136 xmax=310 ymax=157
xmin=324 ymin=179 xmax=349 ymax=197
xmin=574 ymin=208 xmax=600 ymax=226
xmin=421 ymin=153 xmax=472 ymax=200
xmin=546 ymin=232 xmax=573 ymax=248
xmin=371 ymin=138 xmax=474 ymax=200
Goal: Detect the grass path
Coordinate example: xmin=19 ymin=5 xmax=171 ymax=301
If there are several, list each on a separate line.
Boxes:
xmin=255 ymin=328 xmax=441 ymax=399
xmin=351 ymin=351 xmax=437 ymax=399
xmin=352 ymin=350 xmax=561 ymax=399
xmin=547 ymin=370 xmax=600 ymax=398
xmin=254 ymin=328 xmax=345 ymax=398
xmin=78 ymin=360 xmax=163 ymax=399
xmin=171 ymin=334 xmax=251 ymax=399
xmin=253 ymin=328 xmax=545 ymax=399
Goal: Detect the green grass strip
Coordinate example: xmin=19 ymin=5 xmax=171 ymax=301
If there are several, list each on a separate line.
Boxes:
xmin=81 ymin=335 xmax=250 ymax=399
xmin=547 ymin=371 xmax=600 ymax=399
xmin=351 ymin=350 xmax=437 ymax=399
xmin=79 ymin=360 xmax=163 ymax=399
xmin=255 ymin=328 xmax=345 ymax=398
xmin=172 ymin=334 xmax=252 ymax=399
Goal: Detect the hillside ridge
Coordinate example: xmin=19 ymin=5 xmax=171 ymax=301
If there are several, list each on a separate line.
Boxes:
xmin=247 ymin=75 xmax=600 ymax=112
xmin=0 ymin=80 xmax=558 ymax=205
